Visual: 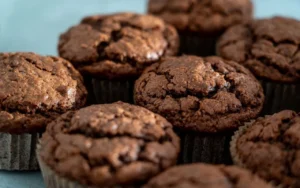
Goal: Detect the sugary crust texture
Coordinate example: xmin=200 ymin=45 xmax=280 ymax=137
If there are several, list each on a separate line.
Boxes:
xmin=0 ymin=52 xmax=87 ymax=133
xmin=58 ymin=13 xmax=179 ymax=79
xmin=217 ymin=17 xmax=300 ymax=82
xmin=134 ymin=55 xmax=264 ymax=133
xmin=144 ymin=163 xmax=273 ymax=188
xmin=148 ymin=0 xmax=253 ymax=35
xmin=39 ymin=102 xmax=180 ymax=187
xmin=236 ymin=110 xmax=300 ymax=187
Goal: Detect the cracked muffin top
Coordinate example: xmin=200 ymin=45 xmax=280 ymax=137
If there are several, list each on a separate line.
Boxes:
xmin=217 ymin=17 xmax=300 ymax=83
xmin=143 ymin=163 xmax=273 ymax=188
xmin=0 ymin=52 xmax=87 ymax=134
xmin=39 ymin=102 xmax=180 ymax=187
xmin=58 ymin=12 xmax=179 ymax=80
xmin=134 ymin=55 xmax=264 ymax=133
xmin=148 ymin=0 xmax=253 ymax=35
xmin=234 ymin=110 xmax=300 ymax=187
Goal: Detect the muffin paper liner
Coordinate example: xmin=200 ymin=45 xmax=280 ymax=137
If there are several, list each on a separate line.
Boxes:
xmin=0 ymin=133 xmax=39 ymax=170
xmin=91 ymin=79 xmax=134 ymax=104
xmin=230 ymin=121 xmax=255 ymax=168
xmin=176 ymin=130 xmax=233 ymax=164
xmin=179 ymin=33 xmax=217 ymax=56
xmin=261 ymin=81 xmax=300 ymax=115
xmin=83 ymin=76 xmax=97 ymax=105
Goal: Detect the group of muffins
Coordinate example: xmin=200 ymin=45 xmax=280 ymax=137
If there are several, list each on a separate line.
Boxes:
xmin=0 ymin=0 xmax=299 ymax=187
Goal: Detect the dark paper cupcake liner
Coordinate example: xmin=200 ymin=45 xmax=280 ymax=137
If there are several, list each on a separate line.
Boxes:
xmin=83 ymin=76 xmax=97 ymax=106
xmin=261 ymin=81 xmax=300 ymax=115
xmin=179 ymin=33 xmax=217 ymax=56
xmin=176 ymin=130 xmax=233 ymax=164
xmin=0 ymin=133 xmax=39 ymax=170
xmin=88 ymin=78 xmax=134 ymax=104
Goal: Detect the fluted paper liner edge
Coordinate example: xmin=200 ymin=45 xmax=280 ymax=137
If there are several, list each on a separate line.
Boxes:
xmin=0 ymin=133 xmax=39 ymax=170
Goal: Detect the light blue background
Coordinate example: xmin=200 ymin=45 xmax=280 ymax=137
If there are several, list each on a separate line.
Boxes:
xmin=0 ymin=0 xmax=299 ymax=187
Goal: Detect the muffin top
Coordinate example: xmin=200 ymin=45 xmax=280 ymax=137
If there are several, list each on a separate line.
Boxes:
xmin=134 ymin=55 xmax=264 ymax=133
xmin=39 ymin=102 xmax=180 ymax=187
xmin=144 ymin=163 xmax=273 ymax=188
xmin=58 ymin=12 xmax=179 ymax=80
xmin=217 ymin=17 xmax=300 ymax=83
xmin=234 ymin=110 xmax=300 ymax=187
xmin=148 ymin=0 xmax=253 ymax=35
xmin=0 ymin=52 xmax=87 ymax=134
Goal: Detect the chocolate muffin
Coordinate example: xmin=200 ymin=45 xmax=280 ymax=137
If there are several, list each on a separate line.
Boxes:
xmin=134 ymin=55 xmax=264 ymax=164
xmin=0 ymin=52 xmax=87 ymax=170
xmin=231 ymin=110 xmax=300 ymax=187
xmin=148 ymin=0 xmax=253 ymax=56
xmin=217 ymin=16 xmax=300 ymax=114
xmin=58 ymin=12 xmax=179 ymax=104
xmin=144 ymin=163 xmax=273 ymax=188
xmin=37 ymin=102 xmax=180 ymax=188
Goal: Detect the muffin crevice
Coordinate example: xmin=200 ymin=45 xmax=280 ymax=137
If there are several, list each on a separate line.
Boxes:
xmin=235 ymin=110 xmax=300 ymax=187
xmin=39 ymin=103 xmax=180 ymax=187
xmin=59 ymin=13 xmax=179 ymax=79
xmin=135 ymin=55 xmax=264 ymax=132
xmin=218 ymin=17 xmax=300 ymax=82
xmin=0 ymin=52 xmax=87 ymax=134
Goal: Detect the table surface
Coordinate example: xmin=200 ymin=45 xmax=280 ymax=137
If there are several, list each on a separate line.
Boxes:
xmin=0 ymin=0 xmax=300 ymax=187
